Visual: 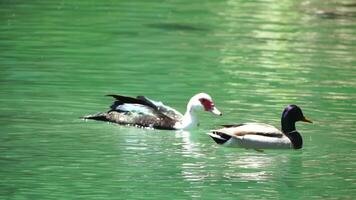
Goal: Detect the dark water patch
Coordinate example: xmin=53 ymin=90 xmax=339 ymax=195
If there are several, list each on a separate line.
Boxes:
xmin=338 ymin=3 xmax=356 ymax=8
xmin=0 ymin=185 xmax=18 ymax=197
xmin=313 ymin=10 xmax=356 ymax=19
xmin=0 ymin=156 xmax=19 ymax=162
xmin=146 ymin=23 xmax=209 ymax=32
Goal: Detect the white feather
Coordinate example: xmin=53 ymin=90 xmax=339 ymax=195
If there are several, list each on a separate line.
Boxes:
xmin=223 ymin=134 xmax=292 ymax=149
xmin=116 ymin=103 xmax=154 ymax=115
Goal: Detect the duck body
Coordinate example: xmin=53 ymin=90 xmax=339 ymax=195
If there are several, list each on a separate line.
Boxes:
xmin=208 ymin=123 xmax=295 ymax=149
xmin=208 ymin=105 xmax=311 ymax=150
xmin=82 ymin=93 xmax=222 ymax=130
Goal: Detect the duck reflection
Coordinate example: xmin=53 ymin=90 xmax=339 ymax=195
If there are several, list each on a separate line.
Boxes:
xmin=174 ymin=130 xmax=205 ymax=158
xmin=178 ymin=145 xmax=302 ymax=185
xmin=222 ymin=154 xmax=277 ymax=181
xmin=225 ymin=152 xmax=303 ymax=182
xmin=174 ymin=130 xmax=278 ymax=183
xmin=118 ymin=127 xmax=302 ymax=187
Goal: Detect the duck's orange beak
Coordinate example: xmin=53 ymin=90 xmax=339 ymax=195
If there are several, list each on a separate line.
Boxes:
xmin=302 ymin=117 xmax=313 ymax=123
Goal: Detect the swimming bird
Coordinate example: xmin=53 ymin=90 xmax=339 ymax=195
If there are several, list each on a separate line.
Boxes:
xmin=82 ymin=93 xmax=222 ymax=130
xmin=207 ymin=105 xmax=312 ymax=150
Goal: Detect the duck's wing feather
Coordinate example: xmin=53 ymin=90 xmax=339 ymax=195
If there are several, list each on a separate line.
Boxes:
xmin=107 ymin=94 xmax=182 ymax=120
xmin=137 ymin=96 xmax=183 ymax=120
xmin=103 ymin=94 xmax=179 ymax=128
xmin=107 ymin=94 xmax=164 ymax=117
xmin=215 ymin=123 xmax=283 ymax=138
xmin=113 ymin=103 xmax=157 ymax=116
xmin=107 ymin=94 xmax=158 ymax=110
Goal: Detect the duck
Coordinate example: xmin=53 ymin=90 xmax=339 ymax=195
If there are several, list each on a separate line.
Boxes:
xmin=207 ymin=105 xmax=312 ymax=150
xmin=82 ymin=93 xmax=222 ymax=130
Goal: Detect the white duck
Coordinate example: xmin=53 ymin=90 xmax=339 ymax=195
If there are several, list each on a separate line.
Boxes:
xmin=82 ymin=93 xmax=222 ymax=130
xmin=207 ymin=105 xmax=312 ymax=150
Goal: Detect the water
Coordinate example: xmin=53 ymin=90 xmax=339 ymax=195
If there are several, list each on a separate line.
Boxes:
xmin=1 ymin=0 xmax=355 ymax=199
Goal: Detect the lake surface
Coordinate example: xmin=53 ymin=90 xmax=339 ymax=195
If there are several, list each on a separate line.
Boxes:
xmin=1 ymin=0 xmax=355 ymax=199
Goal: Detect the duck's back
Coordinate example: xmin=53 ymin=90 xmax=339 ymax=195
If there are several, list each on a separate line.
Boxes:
xmin=218 ymin=123 xmax=283 ymax=137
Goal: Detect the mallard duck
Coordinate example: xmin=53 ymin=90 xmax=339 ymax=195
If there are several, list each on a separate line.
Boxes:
xmin=207 ymin=105 xmax=312 ymax=150
xmin=82 ymin=93 xmax=222 ymax=130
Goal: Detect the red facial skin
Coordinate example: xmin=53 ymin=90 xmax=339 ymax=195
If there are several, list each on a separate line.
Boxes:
xmin=199 ymin=98 xmax=214 ymax=111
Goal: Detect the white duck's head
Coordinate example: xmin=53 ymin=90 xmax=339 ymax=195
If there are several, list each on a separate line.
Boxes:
xmin=187 ymin=93 xmax=222 ymax=116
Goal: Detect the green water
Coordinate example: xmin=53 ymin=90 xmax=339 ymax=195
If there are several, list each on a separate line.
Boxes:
xmin=1 ymin=0 xmax=356 ymax=199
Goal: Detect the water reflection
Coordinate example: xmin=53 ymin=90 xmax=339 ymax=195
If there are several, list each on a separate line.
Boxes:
xmin=174 ymin=130 xmax=302 ymax=183
xmin=174 ymin=130 xmax=206 ymax=158
xmin=181 ymin=162 xmax=208 ymax=182
xmin=173 ymin=130 xmax=210 ymax=184
xmin=223 ymin=154 xmax=274 ymax=182
xmin=147 ymin=23 xmax=209 ymax=32
xmin=301 ymin=0 xmax=356 ymax=19
xmin=170 ymin=127 xmax=304 ymax=185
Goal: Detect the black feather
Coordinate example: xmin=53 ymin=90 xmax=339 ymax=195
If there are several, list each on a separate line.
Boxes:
xmin=109 ymin=101 xmax=123 ymax=111
xmin=285 ymin=131 xmax=303 ymax=149
xmin=136 ymin=96 xmax=159 ymax=110
xmin=81 ymin=112 xmax=108 ymax=121
xmin=209 ymin=131 xmax=232 ymax=144
xmin=221 ymin=124 xmax=245 ymax=128
xmin=254 ymin=132 xmax=284 ymax=138
xmin=110 ymin=94 xmax=173 ymax=119
xmin=106 ymin=94 xmax=155 ymax=108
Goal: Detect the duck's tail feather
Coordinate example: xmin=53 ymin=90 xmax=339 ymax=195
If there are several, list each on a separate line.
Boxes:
xmin=81 ymin=112 xmax=108 ymax=121
xmin=207 ymin=131 xmax=232 ymax=144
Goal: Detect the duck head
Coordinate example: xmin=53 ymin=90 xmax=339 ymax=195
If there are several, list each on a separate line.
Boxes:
xmin=187 ymin=93 xmax=222 ymax=116
xmin=281 ymin=105 xmax=312 ymax=133
xmin=177 ymin=93 xmax=222 ymax=130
